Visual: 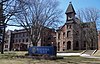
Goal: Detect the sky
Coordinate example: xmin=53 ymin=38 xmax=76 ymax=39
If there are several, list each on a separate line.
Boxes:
xmin=59 ymin=0 xmax=100 ymax=30
xmin=59 ymin=0 xmax=100 ymax=21
xmin=59 ymin=0 xmax=100 ymax=10
xmin=6 ymin=0 xmax=100 ymax=30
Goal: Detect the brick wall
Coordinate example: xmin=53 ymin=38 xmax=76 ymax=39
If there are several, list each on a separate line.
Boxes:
xmin=98 ymin=31 xmax=100 ymax=50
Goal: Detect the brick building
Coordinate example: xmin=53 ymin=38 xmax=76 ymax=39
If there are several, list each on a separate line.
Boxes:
xmin=4 ymin=28 xmax=56 ymax=51
xmin=98 ymin=31 xmax=100 ymax=50
xmin=56 ymin=2 xmax=98 ymax=51
xmin=4 ymin=2 xmax=98 ymax=52
xmin=4 ymin=30 xmax=12 ymax=51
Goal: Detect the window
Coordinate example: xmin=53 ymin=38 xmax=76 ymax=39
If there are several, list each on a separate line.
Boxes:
xmin=63 ymin=32 xmax=65 ymax=39
xmin=58 ymin=33 xmax=60 ymax=39
xmin=16 ymin=34 xmax=18 ymax=38
xmin=48 ymin=37 xmax=51 ymax=40
xmin=67 ymin=25 xmax=71 ymax=29
xmin=19 ymin=34 xmax=22 ymax=37
xmin=69 ymin=25 xmax=71 ymax=29
xmin=63 ymin=41 xmax=65 ymax=51
xmin=91 ymin=39 xmax=93 ymax=48
xmin=22 ymin=39 xmax=24 ymax=42
xmin=76 ymin=41 xmax=79 ymax=47
xmin=16 ymin=39 xmax=18 ymax=42
xmin=26 ymin=38 xmax=28 ymax=42
xmin=67 ymin=14 xmax=72 ymax=20
xmin=19 ymin=39 xmax=21 ymax=42
xmin=67 ymin=25 xmax=69 ymax=29
xmin=67 ymin=41 xmax=71 ymax=50
xmin=58 ymin=42 xmax=60 ymax=51
xmin=63 ymin=42 xmax=65 ymax=45
xmin=5 ymin=45 xmax=8 ymax=48
xmin=67 ymin=31 xmax=71 ymax=37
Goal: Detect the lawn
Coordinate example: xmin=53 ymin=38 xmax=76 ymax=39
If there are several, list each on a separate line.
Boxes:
xmin=0 ymin=56 xmax=100 ymax=64
xmin=0 ymin=51 xmax=100 ymax=64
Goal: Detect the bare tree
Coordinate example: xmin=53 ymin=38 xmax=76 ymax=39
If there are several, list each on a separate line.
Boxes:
xmin=77 ymin=8 xmax=100 ymax=22
xmin=0 ymin=0 xmax=23 ymax=54
xmin=77 ymin=8 xmax=100 ymax=50
xmin=14 ymin=0 xmax=62 ymax=46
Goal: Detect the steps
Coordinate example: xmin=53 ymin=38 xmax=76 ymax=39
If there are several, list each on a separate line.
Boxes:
xmin=81 ymin=50 xmax=97 ymax=55
xmin=93 ymin=50 xmax=100 ymax=57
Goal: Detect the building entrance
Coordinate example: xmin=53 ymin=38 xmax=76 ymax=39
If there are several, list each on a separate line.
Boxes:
xmin=67 ymin=41 xmax=71 ymax=50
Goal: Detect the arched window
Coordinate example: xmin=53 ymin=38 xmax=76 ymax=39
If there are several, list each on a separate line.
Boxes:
xmin=58 ymin=33 xmax=60 ymax=39
xmin=67 ymin=41 xmax=71 ymax=50
xmin=67 ymin=31 xmax=71 ymax=37
xmin=84 ymin=41 xmax=86 ymax=47
xmin=58 ymin=42 xmax=60 ymax=51
xmin=63 ymin=42 xmax=65 ymax=51
xmin=63 ymin=42 xmax=65 ymax=45
xmin=63 ymin=32 xmax=65 ymax=38
xmin=26 ymin=38 xmax=28 ymax=42
xmin=22 ymin=39 xmax=24 ymax=42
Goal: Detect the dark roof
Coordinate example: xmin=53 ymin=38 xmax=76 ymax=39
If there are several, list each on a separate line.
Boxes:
xmin=65 ymin=2 xmax=76 ymax=14
xmin=81 ymin=21 xmax=95 ymax=28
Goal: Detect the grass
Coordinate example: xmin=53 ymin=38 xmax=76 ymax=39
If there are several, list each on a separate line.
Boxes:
xmin=63 ymin=56 xmax=100 ymax=64
xmin=0 ymin=56 xmax=100 ymax=64
xmin=0 ymin=51 xmax=100 ymax=64
xmin=0 ymin=51 xmax=28 ymax=59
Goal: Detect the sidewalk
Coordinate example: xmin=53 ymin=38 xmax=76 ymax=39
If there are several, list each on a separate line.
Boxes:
xmin=57 ymin=53 xmax=81 ymax=56
xmin=57 ymin=53 xmax=100 ymax=59
xmin=80 ymin=54 xmax=100 ymax=59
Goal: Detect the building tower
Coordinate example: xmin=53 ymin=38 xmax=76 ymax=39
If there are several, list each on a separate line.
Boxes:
xmin=65 ymin=2 xmax=81 ymax=50
xmin=65 ymin=2 xmax=76 ymax=22
xmin=56 ymin=2 xmax=98 ymax=51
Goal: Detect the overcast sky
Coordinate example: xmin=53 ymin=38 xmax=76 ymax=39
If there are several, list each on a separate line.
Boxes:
xmin=6 ymin=0 xmax=100 ymax=30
